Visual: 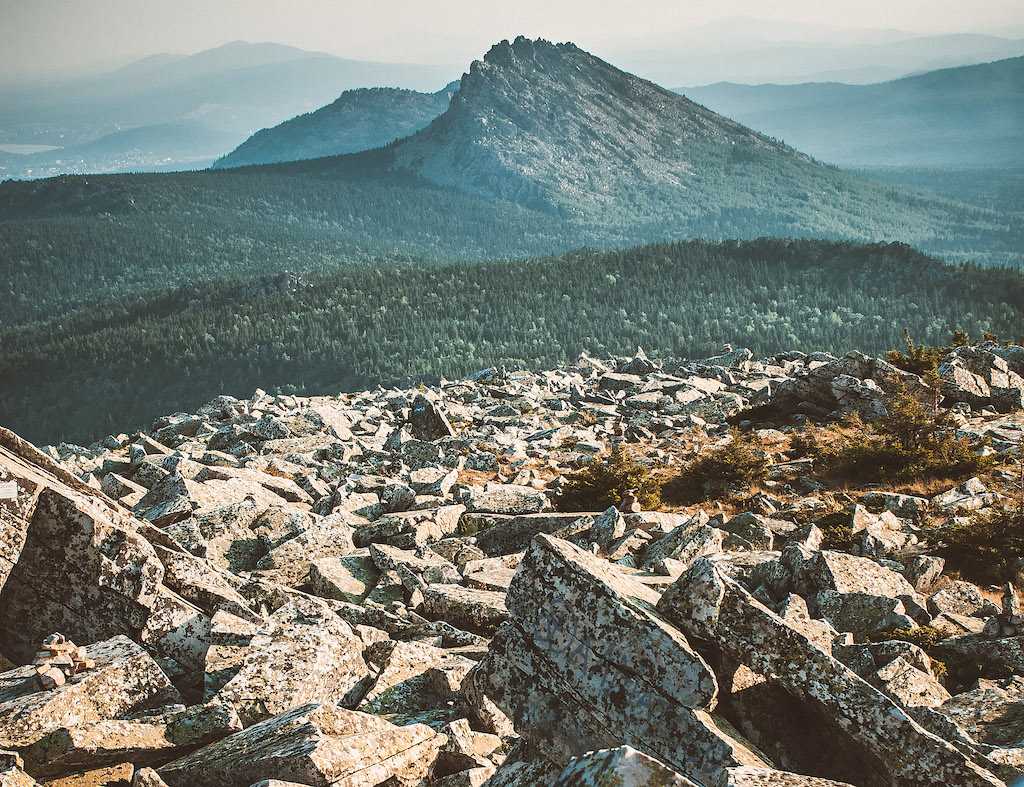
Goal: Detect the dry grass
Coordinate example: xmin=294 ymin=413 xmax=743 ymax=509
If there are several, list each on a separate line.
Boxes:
xmin=791 ymin=388 xmax=990 ymax=486
xmin=457 ymin=468 xmax=499 ymax=487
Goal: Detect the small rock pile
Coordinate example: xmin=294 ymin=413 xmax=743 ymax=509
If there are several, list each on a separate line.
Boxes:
xmin=32 ymin=634 xmax=95 ymax=690
xmin=0 ymin=341 xmax=1022 ymax=785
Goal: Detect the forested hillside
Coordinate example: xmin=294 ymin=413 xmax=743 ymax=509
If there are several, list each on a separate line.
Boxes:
xmin=0 ymin=156 xmax=592 ymax=326
xmin=3 ymin=239 xmax=1022 ymax=445
xmin=214 ymin=84 xmax=457 ymax=168
xmin=3 ymin=136 xmax=1023 ymax=329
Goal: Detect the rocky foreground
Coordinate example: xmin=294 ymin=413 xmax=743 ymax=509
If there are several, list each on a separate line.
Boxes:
xmin=2 ymin=342 xmax=1024 ymax=786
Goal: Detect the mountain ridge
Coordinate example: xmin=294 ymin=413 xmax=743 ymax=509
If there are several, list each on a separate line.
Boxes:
xmin=214 ymin=82 xmax=459 ymax=169
xmin=384 ymin=37 xmax=818 ymax=220
xmin=2 ymin=35 xmax=1022 ymax=333
xmin=0 ymin=41 xmax=459 ymax=178
xmin=611 ymin=30 xmax=1024 ymax=86
xmin=680 ymin=55 xmax=1024 ymax=167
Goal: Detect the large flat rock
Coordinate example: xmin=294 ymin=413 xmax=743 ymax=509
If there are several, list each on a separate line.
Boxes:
xmin=471 ymin=534 xmax=764 ymax=784
xmin=0 ymin=636 xmax=177 ymax=750
xmin=157 ymin=703 xmax=445 ymax=786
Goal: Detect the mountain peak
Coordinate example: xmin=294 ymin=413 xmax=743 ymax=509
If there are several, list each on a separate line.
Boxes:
xmin=390 ymin=38 xmax=800 ymax=221
xmin=480 ymin=36 xmax=579 ymax=68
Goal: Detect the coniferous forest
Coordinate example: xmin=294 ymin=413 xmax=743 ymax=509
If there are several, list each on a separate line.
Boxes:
xmin=3 ymin=239 xmax=1022 ymax=444
xmin=2 ymin=38 xmax=1023 ymax=447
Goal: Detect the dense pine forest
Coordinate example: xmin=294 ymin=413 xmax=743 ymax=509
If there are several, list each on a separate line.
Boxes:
xmin=3 ymin=239 xmax=1022 ymax=445
xmin=3 ymin=146 xmax=1024 ymax=327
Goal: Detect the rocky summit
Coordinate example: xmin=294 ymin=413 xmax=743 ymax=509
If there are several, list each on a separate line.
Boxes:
xmin=385 ymin=36 xmax=937 ymax=234
xmin=2 ymin=340 xmax=1024 ymax=786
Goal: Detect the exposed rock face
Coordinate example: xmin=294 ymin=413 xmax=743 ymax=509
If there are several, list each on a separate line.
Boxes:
xmin=469 ymin=534 xmax=765 ymax=784
xmin=1 ymin=342 xmax=1022 ymax=784
xmin=657 ymin=559 xmax=1002 ymax=786
xmin=157 ymin=703 xmax=446 ymax=786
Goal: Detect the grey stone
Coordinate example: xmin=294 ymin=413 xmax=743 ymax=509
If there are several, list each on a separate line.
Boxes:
xmin=157 ymin=703 xmax=446 ymax=786
xmin=657 ymin=559 xmax=1001 ymax=787
xmin=471 ymin=535 xmax=765 ymax=784
xmin=0 ymin=636 xmax=177 ymax=750
xmin=553 ymin=745 xmax=697 ymax=785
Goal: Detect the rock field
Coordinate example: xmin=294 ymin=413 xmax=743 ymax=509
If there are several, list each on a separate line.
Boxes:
xmin=2 ymin=341 xmax=1024 ymax=785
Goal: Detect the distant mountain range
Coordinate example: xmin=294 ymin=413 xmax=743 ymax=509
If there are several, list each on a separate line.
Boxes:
xmin=371 ymin=38 xmax=1016 ymax=235
xmin=610 ymin=30 xmax=1024 ymax=86
xmin=2 ymin=35 xmax=1021 ymax=335
xmin=214 ymin=83 xmax=459 ymax=169
xmin=681 ymin=56 xmax=1024 ymax=168
xmin=3 ymin=31 xmax=1024 ymax=180
xmin=205 ymin=50 xmax=1024 ymax=178
xmin=0 ymin=41 xmax=458 ymax=179
xmin=0 ymin=121 xmax=242 ymax=177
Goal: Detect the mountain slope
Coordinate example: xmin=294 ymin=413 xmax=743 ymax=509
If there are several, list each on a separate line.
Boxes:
xmin=0 ymin=41 xmax=458 ymax=176
xmin=681 ymin=57 xmax=1024 ymax=167
xmin=0 ymin=121 xmax=242 ymax=179
xmin=1 ymin=37 xmax=1023 ymax=332
xmin=214 ymin=83 xmax=458 ymax=169
xmin=383 ymin=37 xmax=1012 ymax=238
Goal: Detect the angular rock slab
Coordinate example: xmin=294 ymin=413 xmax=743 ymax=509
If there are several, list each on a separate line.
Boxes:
xmin=0 ymin=636 xmax=177 ymax=749
xmin=420 ymin=584 xmax=508 ymax=635
xmin=466 ymin=512 xmax=591 ymax=556
xmin=473 ymin=534 xmax=764 ymax=784
xmin=0 ymin=433 xmax=168 ymax=661
xmin=463 ymin=485 xmax=547 ymax=516
xmin=553 ymin=745 xmax=698 ymax=785
xmin=720 ymin=767 xmax=856 ymax=786
xmin=0 ymin=761 xmax=37 ymax=787
xmin=211 ymin=600 xmax=369 ymax=727
xmin=358 ymin=640 xmax=474 ymax=715
xmin=157 ymin=703 xmax=445 ymax=787
xmin=21 ymin=701 xmax=242 ymax=777
xmin=657 ymin=559 xmax=1002 ymax=787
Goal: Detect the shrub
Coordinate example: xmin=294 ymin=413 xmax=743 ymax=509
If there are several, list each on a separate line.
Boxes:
xmin=869 ymin=627 xmax=949 ymax=683
xmin=662 ymin=430 xmax=769 ymax=504
xmin=800 ymin=386 xmax=990 ymax=485
xmin=885 ymin=328 xmax=967 ymax=376
xmin=927 ymin=505 xmax=1024 ymax=586
xmin=555 ymin=444 xmax=661 ymax=512
xmin=816 ymin=508 xmax=857 ymax=551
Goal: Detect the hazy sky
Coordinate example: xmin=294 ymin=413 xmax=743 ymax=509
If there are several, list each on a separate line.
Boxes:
xmin=4 ymin=0 xmax=1024 ymax=76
